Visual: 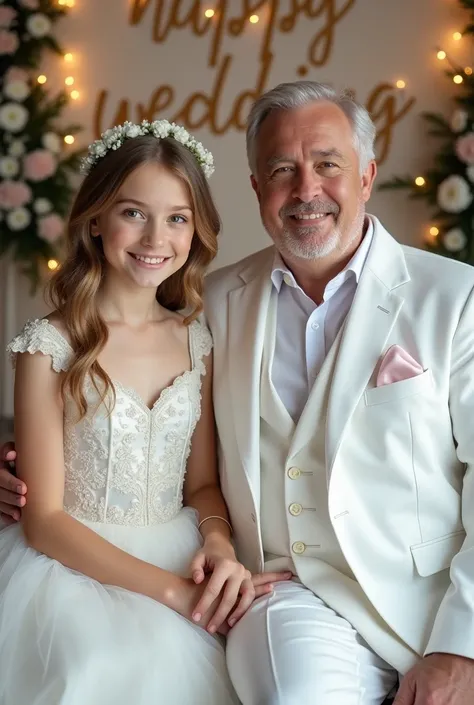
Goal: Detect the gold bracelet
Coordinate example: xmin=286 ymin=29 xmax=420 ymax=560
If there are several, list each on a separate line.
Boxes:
xmin=198 ymin=515 xmax=232 ymax=534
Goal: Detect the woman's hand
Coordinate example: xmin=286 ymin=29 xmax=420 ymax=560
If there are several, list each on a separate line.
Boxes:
xmin=189 ymin=533 xmax=254 ymax=633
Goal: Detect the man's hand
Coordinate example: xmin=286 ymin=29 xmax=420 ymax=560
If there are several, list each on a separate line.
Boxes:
xmin=0 ymin=442 xmax=26 ymax=524
xmin=394 ymin=653 xmax=474 ymax=705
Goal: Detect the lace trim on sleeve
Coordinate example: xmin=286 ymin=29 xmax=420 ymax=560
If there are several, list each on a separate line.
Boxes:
xmin=189 ymin=320 xmax=213 ymax=376
xmin=6 ymin=318 xmax=73 ymax=373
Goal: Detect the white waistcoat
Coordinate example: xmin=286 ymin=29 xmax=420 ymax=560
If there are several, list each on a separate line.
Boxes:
xmin=260 ymin=290 xmax=416 ymax=673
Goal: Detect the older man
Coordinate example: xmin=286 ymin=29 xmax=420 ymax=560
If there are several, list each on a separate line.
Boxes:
xmin=2 ymin=81 xmax=474 ymax=705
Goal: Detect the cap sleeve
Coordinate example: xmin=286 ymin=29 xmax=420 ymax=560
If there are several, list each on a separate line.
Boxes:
xmin=189 ymin=320 xmax=213 ymax=375
xmin=7 ymin=318 xmax=73 ymax=373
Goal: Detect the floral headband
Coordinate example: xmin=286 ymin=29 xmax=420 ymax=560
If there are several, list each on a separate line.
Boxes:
xmin=80 ymin=120 xmax=215 ymax=178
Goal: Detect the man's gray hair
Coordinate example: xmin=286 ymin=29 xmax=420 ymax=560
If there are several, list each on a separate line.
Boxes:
xmin=246 ymin=81 xmax=376 ymax=176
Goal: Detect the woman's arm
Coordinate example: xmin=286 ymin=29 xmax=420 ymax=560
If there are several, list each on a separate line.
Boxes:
xmin=183 ymin=352 xmax=255 ymax=631
xmin=14 ymin=351 xmax=185 ymax=608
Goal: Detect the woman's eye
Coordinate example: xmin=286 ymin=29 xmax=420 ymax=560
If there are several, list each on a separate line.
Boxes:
xmin=124 ymin=209 xmax=142 ymax=219
xmin=169 ymin=214 xmax=187 ymax=224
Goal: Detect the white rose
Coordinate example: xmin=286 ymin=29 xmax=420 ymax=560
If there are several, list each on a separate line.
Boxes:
xmin=6 ymin=206 xmax=31 ymax=231
xmin=0 ymin=156 xmax=19 ymax=177
xmin=42 ymin=131 xmax=61 ymax=153
xmin=8 ymin=140 xmax=25 ymax=157
xmin=443 ymin=228 xmax=467 ymax=252
xmin=0 ymin=102 xmax=28 ymax=132
xmin=26 ymin=13 xmax=51 ymax=38
xmin=33 ymin=197 xmax=52 ymax=215
xmin=437 ymin=175 xmax=473 ymax=213
xmin=3 ymin=80 xmax=30 ymax=102
xmin=467 ymin=165 xmax=474 ymax=183
xmin=450 ymin=110 xmax=468 ymax=133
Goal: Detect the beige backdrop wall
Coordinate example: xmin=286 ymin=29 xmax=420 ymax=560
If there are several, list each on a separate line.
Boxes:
xmin=0 ymin=0 xmax=466 ymax=417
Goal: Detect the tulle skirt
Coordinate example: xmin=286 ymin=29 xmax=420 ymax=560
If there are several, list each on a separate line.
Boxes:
xmin=0 ymin=509 xmax=238 ymax=705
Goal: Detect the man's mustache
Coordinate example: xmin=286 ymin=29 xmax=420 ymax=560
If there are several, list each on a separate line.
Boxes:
xmin=280 ymin=200 xmax=339 ymax=218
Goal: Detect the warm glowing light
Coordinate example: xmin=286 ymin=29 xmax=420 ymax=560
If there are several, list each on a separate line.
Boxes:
xmin=66 ymin=0 xmax=75 ymax=6
xmin=453 ymin=31 xmax=462 ymax=41
xmin=465 ymin=67 xmax=473 ymax=75
xmin=64 ymin=52 xmax=73 ymax=62
xmin=37 ymin=74 xmax=47 ymax=84
xmin=65 ymin=76 xmax=74 ymax=86
xmin=249 ymin=14 xmax=259 ymax=23
xmin=415 ymin=176 xmax=426 ymax=187
xmin=64 ymin=135 xmax=75 ymax=144
xmin=70 ymin=89 xmax=80 ymax=100
xmin=204 ymin=8 xmax=214 ymax=17
xmin=429 ymin=226 xmax=439 ymax=237
xmin=453 ymin=74 xmax=464 ymax=84
xmin=58 ymin=0 xmax=66 ymax=5
xmin=437 ymin=50 xmax=446 ymax=60
xmin=47 ymin=259 xmax=59 ymax=270
xmin=395 ymin=79 xmax=406 ymax=89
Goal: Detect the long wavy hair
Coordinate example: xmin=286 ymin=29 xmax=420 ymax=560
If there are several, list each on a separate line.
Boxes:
xmin=48 ymin=135 xmax=220 ymax=419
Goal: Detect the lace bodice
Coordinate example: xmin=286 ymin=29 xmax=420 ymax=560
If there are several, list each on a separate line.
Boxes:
xmin=7 ymin=318 xmax=212 ymax=527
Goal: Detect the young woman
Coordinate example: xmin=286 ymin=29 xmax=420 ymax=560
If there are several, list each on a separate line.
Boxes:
xmin=0 ymin=121 xmax=287 ymax=704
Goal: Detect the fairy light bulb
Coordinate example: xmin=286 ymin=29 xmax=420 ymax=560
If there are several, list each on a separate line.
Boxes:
xmin=204 ymin=8 xmax=214 ymax=17
xmin=415 ymin=176 xmax=426 ymax=187
xmin=70 ymin=90 xmax=80 ymax=100
xmin=47 ymin=259 xmax=59 ymax=270
xmin=64 ymin=135 xmax=75 ymax=144
xmin=37 ymin=74 xmax=47 ymax=84
xmin=437 ymin=50 xmax=446 ymax=60
xmin=64 ymin=52 xmax=73 ymax=62
xmin=249 ymin=14 xmax=259 ymax=23
xmin=65 ymin=76 xmax=74 ymax=86
xmin=465 ymin=67 xmax=473 ymax=75
xmin=453 ymin=74 xmax=464 ymax=84
xmin=429 ymin=226 xmax=439 ymax=237
xmin=453 ymin=31 xmax=462 ymax=41
xmin=395 ymin=79 xmax=406 ymax=89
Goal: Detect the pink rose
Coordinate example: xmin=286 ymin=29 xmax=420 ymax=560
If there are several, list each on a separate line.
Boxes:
xmin=0 ymin=7 xmax=17 ymax=28
xmin=456 ymin=132 xmax=474 ymax=165
xmin=0 ymin=180 xmax=32 ymax=209
xmin=18 ymin=0 xmax=40 ymax=9
xmin=0 ymin=30 xmax=19 ymax=55
xmin=5 ymin=66 xmax=28 ymax=83
xmin=23 ymin=149 xmax=57 ymax=182
xmin=38 ymin=213 xmax=64 ymax=243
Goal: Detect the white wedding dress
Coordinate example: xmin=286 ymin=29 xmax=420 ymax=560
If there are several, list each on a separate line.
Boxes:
xmin=0 ymin=318 xmax=238 ymax=705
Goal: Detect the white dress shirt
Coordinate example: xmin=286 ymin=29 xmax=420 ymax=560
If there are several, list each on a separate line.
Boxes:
xmin=271 ymin=217 xmax=374 ymax=421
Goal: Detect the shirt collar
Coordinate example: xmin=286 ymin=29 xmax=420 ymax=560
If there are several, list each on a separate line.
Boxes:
xmin=271 ymin=216 xmax=374 ymax=296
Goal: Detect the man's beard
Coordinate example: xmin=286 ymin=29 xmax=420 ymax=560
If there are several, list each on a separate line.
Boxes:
xmin=271 ymin=199 xmax=366 ymax=261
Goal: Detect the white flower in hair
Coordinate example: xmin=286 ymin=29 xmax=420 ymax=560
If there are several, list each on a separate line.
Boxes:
xmin=80 ymin=119 xmax=215 ymax=178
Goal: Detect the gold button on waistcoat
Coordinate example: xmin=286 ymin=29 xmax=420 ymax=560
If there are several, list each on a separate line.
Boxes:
xmin=289 ymin=503 xmax=303 ymax=516
xmin=292 ymin=541 xmax=306 ymax=555
xmin=287 ymin=467 xmax=301 ymax=479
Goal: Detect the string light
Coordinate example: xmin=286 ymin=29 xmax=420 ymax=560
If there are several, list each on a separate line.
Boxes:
xmin=465 ymin=67 xmax=473 ymax=75
xmin=415 ymin=176 xmax=426 ymax=187
xmin=453 ymin=31 xmax=462 ymax=41
xmin=66 ymin=0 xmax=75 ymax=6
xmin=453 ymin=74 xmax=464 ymax=84
xmin=64 ymin=52 xmax=73 ymax=62
xmin=64 ymin=135 xmax=75 ymax=144
xmin=429 ymin=226 xmax=439 ymax=237
xmin=58 ymin=0 xmax=66 ymax=5
xmin=47 ymin=259 xmax=59 ymax=271
xmin=65 ymin=76 xmax=74 ymax=86
xmin=70 ymin=89 xmax=80 ymax=100
xmin=249 ymin=14 xmax=259 ymax=23
xmin=437 ymin=50 xmax=446 ymax=60
xmin=395 ymin=79 xmax=406 ymax=89
xmin=37 ymin=74 xmax=47 ymax=84
xmin=204 ymin=8 xmax=214 ymax=17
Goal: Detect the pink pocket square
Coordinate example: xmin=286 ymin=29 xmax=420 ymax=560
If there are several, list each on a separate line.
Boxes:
xmin=376 ymin=345 xmax=424 ymax=387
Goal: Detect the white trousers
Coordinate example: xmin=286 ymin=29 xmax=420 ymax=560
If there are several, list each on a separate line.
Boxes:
xmin=226 ymin=581 xmax=399 ymax=705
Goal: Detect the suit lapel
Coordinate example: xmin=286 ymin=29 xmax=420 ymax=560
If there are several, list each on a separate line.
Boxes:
xmin=228 ymin=253 xmax=273 ymax=502
xmin=326 ymin=219 xmax=411 ymax=476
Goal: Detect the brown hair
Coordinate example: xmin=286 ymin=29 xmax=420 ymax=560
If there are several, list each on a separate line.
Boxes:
xmin=48 ymin=135 xmax=220 ymax=418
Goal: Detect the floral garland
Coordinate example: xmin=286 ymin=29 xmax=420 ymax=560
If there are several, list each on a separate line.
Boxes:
xmin=379 ymin=0 xmax=474 ymax=263
xmin=0 ymin=0 xmax=83 ymax=288
xmin=82 ymin=120 xmax=215 ymax=178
